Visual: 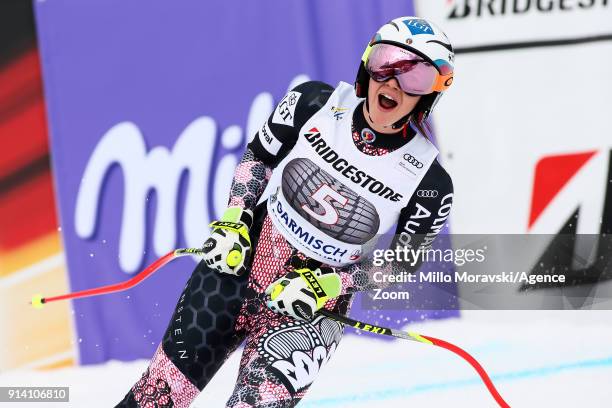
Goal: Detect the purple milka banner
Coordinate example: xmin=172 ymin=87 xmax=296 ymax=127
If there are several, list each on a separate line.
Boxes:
xmin=35 ymin=1 xmax=457 ymax=364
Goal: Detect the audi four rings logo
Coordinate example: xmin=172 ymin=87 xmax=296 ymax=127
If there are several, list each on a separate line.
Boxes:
xmin=417 ymin=189 xmax=438 ymax=198
xmin=403 ymin=154 xmax=423 ymax=168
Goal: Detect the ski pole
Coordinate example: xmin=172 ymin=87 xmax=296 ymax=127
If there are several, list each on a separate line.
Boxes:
xmin=318 ymin=309 xmax=510 ymax=408
xmin=29 ymin=248 xmax=206 ymax=308
xmin=30 ymin=247 xmax=510 ymax=407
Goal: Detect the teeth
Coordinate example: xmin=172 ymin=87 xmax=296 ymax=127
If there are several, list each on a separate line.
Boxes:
xmin=381 ymin=93 xmax=396 ymax=102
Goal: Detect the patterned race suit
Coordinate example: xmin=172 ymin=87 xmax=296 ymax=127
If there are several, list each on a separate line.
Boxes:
xmin=116 ymin=81 xmax=453 ymax=407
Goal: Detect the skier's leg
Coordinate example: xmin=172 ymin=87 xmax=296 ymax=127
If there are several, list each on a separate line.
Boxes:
xmin=222 ymin=216 xmax=351 ymax=407
xmin=225 ymin=308 xmax=345 ymax=408
xmin=115 ymin=260 xmax=249 ymax=408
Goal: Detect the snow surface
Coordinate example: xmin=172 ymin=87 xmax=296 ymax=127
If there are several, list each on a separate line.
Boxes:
xmin=1 ymin=310 xmax=611 ymax=407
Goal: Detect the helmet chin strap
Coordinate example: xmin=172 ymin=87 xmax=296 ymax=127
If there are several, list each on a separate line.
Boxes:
xmin=391 ymin=112 xmax=412 ymax=129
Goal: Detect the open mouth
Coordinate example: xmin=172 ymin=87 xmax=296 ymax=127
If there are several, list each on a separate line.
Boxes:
xmin=378 ymin=93 xmax=398 ymax=110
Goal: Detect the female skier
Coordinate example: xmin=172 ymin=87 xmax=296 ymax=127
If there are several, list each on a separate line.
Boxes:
xmin=117 ymin=16 xmax=455 ymax=408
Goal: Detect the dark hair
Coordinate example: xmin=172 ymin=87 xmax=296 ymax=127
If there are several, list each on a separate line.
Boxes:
xmin=409 ymin=92 xmax=438 ymax=139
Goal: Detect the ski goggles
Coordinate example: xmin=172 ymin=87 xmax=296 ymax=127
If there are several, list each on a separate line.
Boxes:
xmin=364 ymin=43 xmax=453 ymax=95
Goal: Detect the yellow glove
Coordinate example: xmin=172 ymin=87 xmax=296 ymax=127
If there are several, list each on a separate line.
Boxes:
xmin=265 ymin=268 xmax=341 ymax=320
xmin=201 ymin=206 xmax=252 ymax=276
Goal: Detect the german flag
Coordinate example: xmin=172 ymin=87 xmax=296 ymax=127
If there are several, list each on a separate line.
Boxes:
xmin=0 ymin=1 xmax=74 ymax=371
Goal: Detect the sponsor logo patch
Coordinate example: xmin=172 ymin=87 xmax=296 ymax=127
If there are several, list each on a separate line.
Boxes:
xmin=272 ymin=91 xmax=301 ymax=126
xmin=331 ymin=106 xmax=348 ymax=121
xmin=396 ymin=153 xmax=425 ymax=177
xmin=417 ymin=189 xmax=439 ymax=198
xmin=402 ymin=18 xmax=434 ymax=36
xmin=300 ymin=270 xmax=327 ymax=298
xmin=260 ymin=120 xmax=282 ymax=155
xmin=361 ymin=128 xmax=376 ymax=144
xmin=349 ymin=249 xmax=362 ymax=261
xmin=403 ymin=153 xmax=424 ymax=168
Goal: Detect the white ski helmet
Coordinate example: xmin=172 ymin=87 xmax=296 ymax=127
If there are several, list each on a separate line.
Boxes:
xmin=355 ymin=17 xmax=455 ymax=129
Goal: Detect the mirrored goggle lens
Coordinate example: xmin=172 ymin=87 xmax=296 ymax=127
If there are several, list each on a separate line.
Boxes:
xmin=365 ymin=43 xmax=439 ymax=95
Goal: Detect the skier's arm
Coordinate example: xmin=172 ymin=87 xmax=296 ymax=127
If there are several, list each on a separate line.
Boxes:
xmin=226 ymin=148 xmax=273 ymax=211
xmin=337 ymin=160 xmax=454 ymax=294
xmin=201 ymin=81 xmax=335 ymax=274
xmin=227 ymin=81 xmax=335 ymax=211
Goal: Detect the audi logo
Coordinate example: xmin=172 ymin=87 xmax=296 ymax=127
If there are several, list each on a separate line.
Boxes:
xmin=417 ymin=189 xmax=438 ymax=198
xmin=403 ymin=154 xmax=423 ymax=169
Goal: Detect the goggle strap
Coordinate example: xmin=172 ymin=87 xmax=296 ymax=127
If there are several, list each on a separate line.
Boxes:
xmin=362 ymin=44 xmax=373 ymax=64
xmin=432 ymin=73 xmax=453 ymax=93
